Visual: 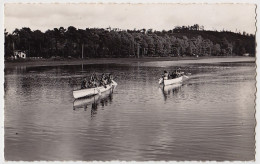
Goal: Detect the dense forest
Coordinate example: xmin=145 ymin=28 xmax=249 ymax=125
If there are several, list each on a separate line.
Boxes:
xmin=4 ymin=24 xmax=255 ymax=60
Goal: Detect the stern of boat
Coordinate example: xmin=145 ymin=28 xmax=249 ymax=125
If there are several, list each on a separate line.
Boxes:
xmin=159 ymin=78 xmax=163 ymax=84
xmin=112 ymin=80 xmax=118 ymax=86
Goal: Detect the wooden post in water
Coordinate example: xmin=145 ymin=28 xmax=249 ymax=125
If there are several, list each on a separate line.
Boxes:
xmin=137 ymin=43 xmax=140 ymax=58
xmin=12 ymin=42 xmax=15 ymax=57
xmin=82 ymin=43 xmax=84 ymax=59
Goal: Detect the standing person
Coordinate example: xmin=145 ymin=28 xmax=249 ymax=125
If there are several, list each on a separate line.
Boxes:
xmin=163 ymin=70 xmax=169 ymax=80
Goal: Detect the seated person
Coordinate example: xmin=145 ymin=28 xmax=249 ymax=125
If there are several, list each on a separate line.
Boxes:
xmin=107 ymin=74 xmax=113 ymax=84
xmin=81 ymin=78 xmax=87 ymax=89
xmin=171 ymin=72 xmax=177 ymax=79
xmin=100 ymin=74 xmax=107 ymax=88
xmin=87 ymin=74 xmax=98 ymax=88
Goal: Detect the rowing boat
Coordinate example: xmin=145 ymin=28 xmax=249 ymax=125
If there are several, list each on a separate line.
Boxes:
xmin=159 ymin=75 xmax=188 ymax=86
xmin=73 ymin=80 xmax=117 ymax=99
xmin=73 ymin=89 xmax=113 ymax=108
xmin=161 ymin=83 xmax=182 ymax=92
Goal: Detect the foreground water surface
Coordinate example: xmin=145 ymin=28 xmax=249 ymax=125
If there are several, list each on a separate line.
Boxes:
xmin=5 ymin=61 xmax=255 ymax=161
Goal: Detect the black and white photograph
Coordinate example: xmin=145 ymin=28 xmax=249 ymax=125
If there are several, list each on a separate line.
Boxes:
xmin=2 ymin=1 xmax=258 ymax=162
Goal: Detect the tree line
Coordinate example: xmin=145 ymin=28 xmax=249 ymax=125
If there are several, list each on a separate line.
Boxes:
xmin=4 ymin=24 xmax=255 ymax=59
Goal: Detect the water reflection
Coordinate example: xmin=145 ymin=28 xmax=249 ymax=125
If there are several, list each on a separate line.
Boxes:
xmin=73 ymin=88 xmax=114 ymax=117
xmin=4 ymin=62 xmax=256 ymax=161
xmin=160 ymin=83 xmax=183 ymax=101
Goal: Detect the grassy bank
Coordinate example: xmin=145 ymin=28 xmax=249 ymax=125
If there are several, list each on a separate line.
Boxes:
xmin=4 ymin=56 xmax=255 ymax=68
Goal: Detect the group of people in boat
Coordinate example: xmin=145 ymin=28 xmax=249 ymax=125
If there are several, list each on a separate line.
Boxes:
xmin=163 ymin=68 xmax=183 ymax=80
xmin=81 ymin=73 xmax=114 ymax=89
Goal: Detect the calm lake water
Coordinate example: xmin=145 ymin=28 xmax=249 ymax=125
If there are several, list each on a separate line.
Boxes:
xmin=4 ymin=61 xmax=256 ymax=161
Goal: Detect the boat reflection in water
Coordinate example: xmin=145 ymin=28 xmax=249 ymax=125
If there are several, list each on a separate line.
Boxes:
xmin=160 ymin=83 xmax=183 ymax=101
xmin=73 ymin=87 xmax=115 ymax=116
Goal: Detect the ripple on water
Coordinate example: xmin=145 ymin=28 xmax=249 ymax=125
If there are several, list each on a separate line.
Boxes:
xmin=4 ymin=62 xmax=256 ymax=161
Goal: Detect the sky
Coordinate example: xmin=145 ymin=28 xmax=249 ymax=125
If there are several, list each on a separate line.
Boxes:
xmin=4 ymin=3 xmax=257 ymax=34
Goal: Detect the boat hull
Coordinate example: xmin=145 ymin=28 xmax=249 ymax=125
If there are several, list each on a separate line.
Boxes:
xmin=73 ymin=89 xmax=113 ymax=108
xmin=159 ymin=76 xmax=188 ymax=86
xmin=162 ymin=83 xmax=182 ymax=91
xmin=73 ymin=80 xmax=117 ymax=99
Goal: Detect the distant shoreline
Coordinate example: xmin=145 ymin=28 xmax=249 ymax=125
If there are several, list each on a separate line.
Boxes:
xmin=4 ymin=56 xmax=255 ymax=68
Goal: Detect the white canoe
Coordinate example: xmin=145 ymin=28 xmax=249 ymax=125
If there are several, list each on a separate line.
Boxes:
xmin=73 ymin=80 xmax=117 ymax=99
xmin=73 ymin=89 xmax=113 ymax=108
xmin=159 ymin=76 xmax=188 ymax=86
xmin=162 ymin=83 xmax=182 ymax=92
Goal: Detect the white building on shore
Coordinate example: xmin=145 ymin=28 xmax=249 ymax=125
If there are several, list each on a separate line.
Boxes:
xmin=14 ymin=50 xmax=26 ymax=59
